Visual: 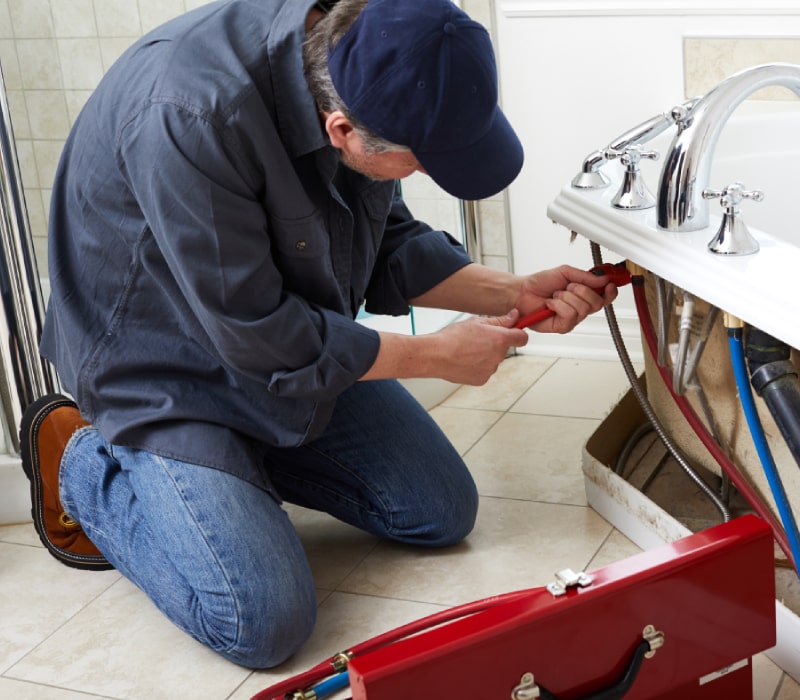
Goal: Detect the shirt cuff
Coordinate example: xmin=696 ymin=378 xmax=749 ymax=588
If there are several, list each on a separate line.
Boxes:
xmin=366 ymin=231 xmax=472 ymax=316
xmin=267 ymin=311 xmax=380 ymax=399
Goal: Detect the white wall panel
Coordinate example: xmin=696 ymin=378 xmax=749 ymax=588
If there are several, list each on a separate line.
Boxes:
xmin=496 ymin=1 xmax=800 ymax=358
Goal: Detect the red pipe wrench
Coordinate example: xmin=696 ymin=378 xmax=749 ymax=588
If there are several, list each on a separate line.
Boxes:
xmin=514 ymin=261 xmax=631 ymax=329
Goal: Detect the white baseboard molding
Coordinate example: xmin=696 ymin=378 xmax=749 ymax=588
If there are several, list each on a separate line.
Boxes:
xmin=0 ymin=455 xmax=29 ymax=525
xmin=518 ymin=311 xmax=644 ymax=363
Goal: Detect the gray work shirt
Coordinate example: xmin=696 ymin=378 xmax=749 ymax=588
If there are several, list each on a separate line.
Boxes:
xmin=40 ymin=0 xmax=471 ymax=491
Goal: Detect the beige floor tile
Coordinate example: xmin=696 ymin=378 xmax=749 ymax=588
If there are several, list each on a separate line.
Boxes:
xmin=286 ymin=505 xmax=379 ymax=591
xmin=0 ymin=522 xmax=41 ymax=547
xmin=6 ymin=355 xmax=798 ymax=697
xmin=230 ymin=592 xmax=444 ymax=700
xmin=0 ymin=543 xmax=120 ymax=675
xmin=0 ymin=678 xmax=115 ymax=699
xmin=441 ymin=354 xmax=555 ymax=411
xmin=7 ymin=577 xmax=250 ymax=699
xmin=338 ymin=496 xmax=611 ymax=606
xmin=511 ymin=357 xmax=637 ymax=419
xmin=314 ymin=588 xmax=334 ymax=608
xmin=754 ymin=653 xmax=786 ymax=700
xmin=466 ymin=412 xmax=600 ymax=506
xmin=586 ymin=528 xmax=642 ymax=571
xmin=778 ymin=673 xmax=800 ymax=699
xmin=428 ymin=405 xmax=503 ymax=455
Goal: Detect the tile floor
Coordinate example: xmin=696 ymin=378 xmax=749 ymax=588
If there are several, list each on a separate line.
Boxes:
xmin=1 ymin=355 xmax=798 ymax=699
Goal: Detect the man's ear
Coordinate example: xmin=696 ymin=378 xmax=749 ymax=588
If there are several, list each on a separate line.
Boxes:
xmin=324 ymin=110 xmax=358 ymax=151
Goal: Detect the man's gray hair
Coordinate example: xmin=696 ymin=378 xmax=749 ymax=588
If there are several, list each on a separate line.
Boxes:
xmin=303 ymin=0 xmax=409 ymax=155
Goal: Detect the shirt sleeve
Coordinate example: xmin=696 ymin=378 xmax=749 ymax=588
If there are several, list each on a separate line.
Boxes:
xmin=364 ymin=183 xmax=474 ymax=316
xmin=119 ymin=101 xmax=380 ymax=401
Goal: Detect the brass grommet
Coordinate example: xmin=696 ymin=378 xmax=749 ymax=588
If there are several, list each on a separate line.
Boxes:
xmin=59 ymin=512 xmax=81 ymax=530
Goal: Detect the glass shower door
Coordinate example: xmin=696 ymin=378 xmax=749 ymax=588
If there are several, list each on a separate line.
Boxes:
xmin=357 ymin=171 xmax=473 ymax=337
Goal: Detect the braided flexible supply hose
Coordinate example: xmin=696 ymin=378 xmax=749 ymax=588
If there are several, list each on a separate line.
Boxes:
xmin=589 ymin=242 xmax=730 ymax=523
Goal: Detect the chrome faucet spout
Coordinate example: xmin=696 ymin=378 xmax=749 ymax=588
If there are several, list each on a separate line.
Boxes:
xmin=657 ymin=63 xmax=800 ymax=232
xmin=571 ymin=99 xmax=697 ymax=190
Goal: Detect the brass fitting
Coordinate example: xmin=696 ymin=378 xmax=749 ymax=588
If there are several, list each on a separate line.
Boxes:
xmin=723 ymin=312 xmax=744 ymax=329
xmin=331 ymin=650 xmax=354 ymax=673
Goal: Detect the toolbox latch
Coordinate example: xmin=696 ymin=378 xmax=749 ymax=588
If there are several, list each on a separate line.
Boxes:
xmin=546 ymin=568 xmax=593 ymax=597
xmin=511 ymin=672 xmax=540 ymax=699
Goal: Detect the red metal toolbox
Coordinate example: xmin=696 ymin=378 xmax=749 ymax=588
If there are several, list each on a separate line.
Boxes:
xmin=346 ymin=514 xmax=775 ymax=700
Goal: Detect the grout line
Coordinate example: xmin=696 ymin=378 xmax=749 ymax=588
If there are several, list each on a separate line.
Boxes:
xmin=771 ymin=674 xmax=784 ymax=700
xmin=583 ymin=525 xmax=616 ymax=572
xmin=478 ymin=494 xmax=592 ymax=510
xmin=0 ymin=676 xmax=119 ymax=698
xmin=319 ymin=588 xmax=450 ymax=611
xmin=225 ymin=672 xmax=256 ymax=700
xmin=334 ymin=538 xmax=381 ymax=593
xmin=3 ymin=573 xmax=123 ymax=681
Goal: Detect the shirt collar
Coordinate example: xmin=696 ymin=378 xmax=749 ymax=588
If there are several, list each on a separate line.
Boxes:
xmin=267 ymin=0 xmax=329 ymax=158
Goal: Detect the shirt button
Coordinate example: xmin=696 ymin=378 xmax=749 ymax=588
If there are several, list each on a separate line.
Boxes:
xmin=295 ymin=240 xmax=307 ymax=251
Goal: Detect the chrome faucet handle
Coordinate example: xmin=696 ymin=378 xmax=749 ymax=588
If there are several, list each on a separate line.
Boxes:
xmin=701 ymin=182 xmax=763 ymax=255
xmin=606 ymin=145 xmax=660 ymax=210
xmin=702 ymin=182 xmax=764 ymax=212
xmin=604 ymin=145 xmax=659 ymax=165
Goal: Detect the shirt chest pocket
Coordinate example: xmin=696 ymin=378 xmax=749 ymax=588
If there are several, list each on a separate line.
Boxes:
xmin=268 ymin=209 xmax=337 ymax=305
xmin=269 ymin=210 xmax=330 ymax=260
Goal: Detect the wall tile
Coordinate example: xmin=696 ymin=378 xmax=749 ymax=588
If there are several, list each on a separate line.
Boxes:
xmin=477 ymin=199 xmax=508 ymax=256
xmin=401 ymin=173 xmax=465 ymax=243
xmin=32 ymin=232 xmax=48 ymax=273
xmin=39 ymin=187 xmax=51 ymax=234
xmin=8 ymin=0 xmax=54 ymax=39
xmin=138 ymin=0 xmax=186 ymax=34
xmin=51 ymin=0 xmax=97 ymax=38
xmin=5 ymin=89 xmax=30 ymax=138
xmin=14 ymin=138 xmax=38 ymax=189
xmin=0 ymin=39 xmax=22 ymax=89
xmin=99 ymin=37 xmax=136 ymax=73
xmin=57 ymin=38 xmax=104 ymax=90
xmin=15 ymin=139 xmax=39 ymax=200
xmin=32 ymin=139 xmax=63 ymax=191
xmin=461 ymin=0 xmax=493 ymax=35
xmin=93 ymin=0 xmax=142 ymax=37
xmin=15 ymin=39 xmax=61 ymax=89
xmin=482 ymin=254 xmax=510 ymax=272
xmin=24 ymin=89 xmax=69 ymax=139
xmin=26 ymin=188 xmax=47 ymax=241
xmin=401 ymin=172 xmax=444 ymax=200
xmin=0 ymin=0 xmax=13 ymax=39
xmin=64 ymin=89 xmax=91 ymax=126
xmin=404 ymin=197 xmax=461 ymax=238
xmin=685 ymin=38 xmax=800 ymax=100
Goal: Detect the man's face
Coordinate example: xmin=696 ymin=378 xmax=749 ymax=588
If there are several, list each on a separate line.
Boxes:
xmin=323 ymin=110 xmax=428 ymax=182
xmin=340 ymin=136 xmax=426 ymax=182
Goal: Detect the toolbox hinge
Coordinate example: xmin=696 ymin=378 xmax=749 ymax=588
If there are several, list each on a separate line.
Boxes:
xmin=546 ymin=568 xmax=593 ymax=597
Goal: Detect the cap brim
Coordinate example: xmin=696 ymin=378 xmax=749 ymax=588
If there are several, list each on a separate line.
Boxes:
xmin=415 ymin=107 xmax=524 ymax=201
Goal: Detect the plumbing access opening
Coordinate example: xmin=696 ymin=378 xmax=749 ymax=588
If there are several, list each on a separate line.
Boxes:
xmin=585 ymin=244 xmax=800 ymax=668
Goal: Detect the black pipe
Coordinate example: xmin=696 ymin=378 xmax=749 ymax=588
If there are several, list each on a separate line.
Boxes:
xmin=746 ymin=328 xmax=800 ymax=470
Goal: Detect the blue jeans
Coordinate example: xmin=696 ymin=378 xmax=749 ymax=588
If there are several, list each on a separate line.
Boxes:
xmin=59 ymin=380 xmax=478 ymax=668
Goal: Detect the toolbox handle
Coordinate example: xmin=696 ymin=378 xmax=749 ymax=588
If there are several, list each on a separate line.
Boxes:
xmin=531 ymin=638 xmax=654 ymax=700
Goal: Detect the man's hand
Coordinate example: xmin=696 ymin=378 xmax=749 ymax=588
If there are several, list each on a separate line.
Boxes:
xmin=362 ymin=311 xmax=528 ymax=385
xmin=430 ymin=311 xmax=528 ymax=385
xmin=515 ymin=265 xmax=619 ymax=334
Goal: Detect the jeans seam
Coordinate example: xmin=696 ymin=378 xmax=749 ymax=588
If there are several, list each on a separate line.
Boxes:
xmin=153 ymin=454 xmax=243 ymax=654
xmin=59 ymin=426 xmax=99 ymax=519
xmin=282 ymin=443 xmax=397 ymax=533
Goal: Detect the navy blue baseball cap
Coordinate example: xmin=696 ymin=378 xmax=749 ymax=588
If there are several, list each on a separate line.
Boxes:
xmin=327 ymin=0 xmax=524 ymax=201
